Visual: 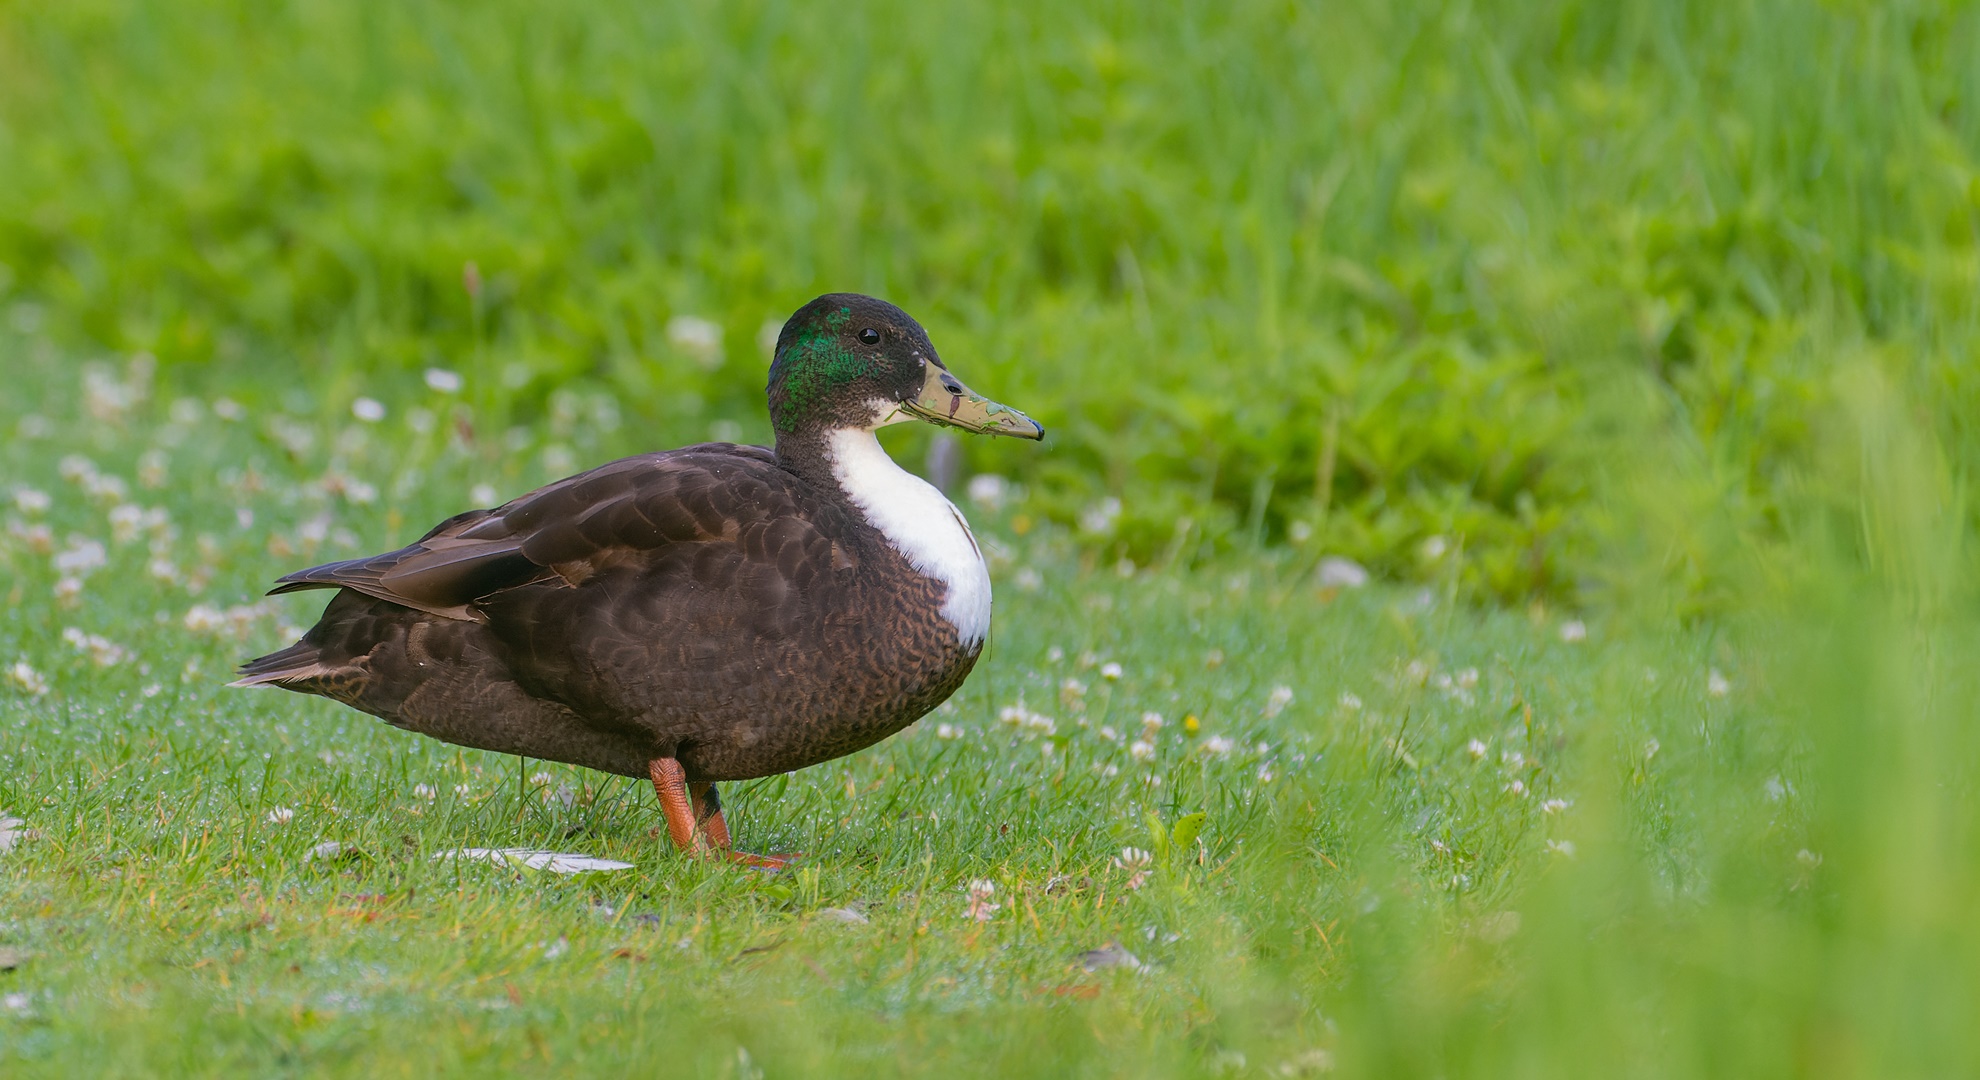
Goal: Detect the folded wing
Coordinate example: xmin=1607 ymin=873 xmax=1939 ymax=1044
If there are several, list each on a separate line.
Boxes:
xmin=266 ymin=445 xmax=838 ymax=621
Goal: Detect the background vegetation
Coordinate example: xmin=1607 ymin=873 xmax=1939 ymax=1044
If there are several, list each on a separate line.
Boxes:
xmin=5 ymin=0 xmax=1976 ymax=599
xmin=2 ymin=0 xmax=1978 ymax=1075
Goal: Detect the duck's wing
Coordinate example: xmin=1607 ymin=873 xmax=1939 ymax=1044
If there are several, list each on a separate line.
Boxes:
xmin=267 ymin=444 xmax=843 ymax=622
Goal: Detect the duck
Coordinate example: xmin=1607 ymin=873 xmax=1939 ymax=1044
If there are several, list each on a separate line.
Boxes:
xmin=234 ymin=294 xmax=1043 ymax=867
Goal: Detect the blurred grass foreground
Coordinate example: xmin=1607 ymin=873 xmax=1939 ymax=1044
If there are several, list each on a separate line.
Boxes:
xmin=3 ymin=0 xmax=1980 ymax=1076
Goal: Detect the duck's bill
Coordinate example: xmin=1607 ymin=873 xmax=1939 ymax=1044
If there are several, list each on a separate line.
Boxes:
xmin=895 ymin=363 xmax=1045 ymax=440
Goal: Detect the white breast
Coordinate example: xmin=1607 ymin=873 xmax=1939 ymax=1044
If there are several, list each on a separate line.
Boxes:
xmin=826 ymin=427 xmax=992 ymax=647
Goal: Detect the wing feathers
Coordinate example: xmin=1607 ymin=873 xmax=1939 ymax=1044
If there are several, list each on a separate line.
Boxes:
xmin=264 ymin=447 xmax=826 ymax=623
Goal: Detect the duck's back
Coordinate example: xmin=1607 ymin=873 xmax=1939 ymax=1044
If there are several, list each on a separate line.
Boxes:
xmin=237 ymin=443 xmax=981 ymax=780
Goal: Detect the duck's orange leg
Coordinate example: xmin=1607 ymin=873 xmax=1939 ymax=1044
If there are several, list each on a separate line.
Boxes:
xmin=648 ymin=757 xmax=706 ymax=854
xmin=648 ymin=758 xmax=800 ymax=870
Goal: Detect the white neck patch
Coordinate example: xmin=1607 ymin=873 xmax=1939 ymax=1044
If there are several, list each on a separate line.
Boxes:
xmin=826 ymin=427 xmax=991 ymax=647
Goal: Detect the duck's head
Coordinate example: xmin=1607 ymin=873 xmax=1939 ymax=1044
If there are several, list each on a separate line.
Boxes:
xmin=767 ymin=294 xmax=1045 ymax=441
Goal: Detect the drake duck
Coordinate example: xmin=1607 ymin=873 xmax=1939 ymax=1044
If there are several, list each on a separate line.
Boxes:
xmin=235 ymin=294 xmax=1043 ymax=866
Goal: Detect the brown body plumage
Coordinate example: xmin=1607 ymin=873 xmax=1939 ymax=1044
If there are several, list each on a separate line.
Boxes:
xmin=238 ymin=444 xmax=976 ymax=781
xmin=236 ymin=294 xmax=1043 ymax=863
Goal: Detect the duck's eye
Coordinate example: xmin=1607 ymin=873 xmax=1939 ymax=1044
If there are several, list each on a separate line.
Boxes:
xmin=858 ymin=328 xmax=881 ymax=345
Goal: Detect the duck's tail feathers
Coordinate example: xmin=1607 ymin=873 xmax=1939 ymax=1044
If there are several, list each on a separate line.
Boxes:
xmin=230 ymin=640 xmax=330 ymax=688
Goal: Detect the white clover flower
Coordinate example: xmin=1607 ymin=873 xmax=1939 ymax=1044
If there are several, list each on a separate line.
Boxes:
xmin=1256 ymin=764 xmax=1276 ymax=783
xmin=267 ymin=807 xmax=295 ymax=825
xmin=1505 ymin=779 xmax=1527 ymax=797
xmin=998 ymin=705 xmax=1055 ymax=735
xmin=1501 ymin=750 xmax=1526 ymax=769
xmin=1078 ymin=496 xmax=1122 ymax=535
xmin=53 ymin=538 xmax=107 ymax=577
xmin=454 ymin=783 xmax=474 ymax=797
xmin=62 ymin=628 xmax=129 ymax=667
xmin=351 ymin=397 xmax=386 ymax=423
xmin=137 ymin=450 xmax=168 ymax=489
xmin=936 ymin=723 xmax=961 ymax=740
xmin=12 ymin=488 xmax=50 ymax=516
xmin=1541 ymin=798 xmax=1571 ymax=815
xmin=83 ymin=472 xmax=128 ymax=504
xmin=1202 ymin=735 xmax=1235 ymax=757
xmin=1456 ymin=667 xmax=1479 ymax=690
xmin=1263 ymin=685 xmax=1294 ymax=718
xmin=1559 ymin=619 xmax=1588 ymax=643
xmin=667 ymin=315 xmax=725 ymax=370
xmin=1045 ymin=646 xmax=1065 ymax=664
xmin=1098 ymin=725 xmax=1120 ymax=742
xmin=1114 ymin=847 xmax=1153 ymax=890
xmin=1059 ymin=678 xmax=1086 ymax=708
xmin=5 ymin=662 xmax=49 ymax=697
xmin=470 ymin=484 xmax=499 ymax=506
xmin=1707 ymin=669 xmax=1730 ymax=698
xmin=1315 ymin=555 xmax=1368 ymax=588
xmin=413 ymin=784 xmax=438 ymax=801
xmin=53 ymin=577 xmax=83 ymax=603
xmin=1466 ymin=738 xmax=1489 ymax=760
xmin=966 ymin=474 xmax=1009 ymax=510
xmin=183 ymin=605 xmax=224 ymax=633
xmin=964 ymin=878 xmax=1000 ymax=921
xmin=1338 ymin=691 xmax=1363 ymax=712
xmin=1139 ymin=711 xmax=1164 ymax=732
xmin=1097 ymin=763 xmax=1120 ymax=778
xmin=1546 ymin=839 xmax=1576 ymax=857
xmin=10 ymin=522 xmax=53 ymax=553
xmin=58 ymin=454 xmax=97 ymax=483
xmin=1419 ymin=535 xmax=1448 ymax=561
xmin=424 ymin=368 xmax=464 ymax=393
xmin=1100 ymin=662 xmax=1123 ymax=681
xmin=108 ymin=504 xmax=145 ymax=543
xmin=1129 ymin=739 xmax=1156 ymax=763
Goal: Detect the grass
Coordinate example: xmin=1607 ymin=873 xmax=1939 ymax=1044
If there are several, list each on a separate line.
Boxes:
xmin=2 ymin=0 xmax=1980 ymax=1075
xmin=5 ymin=322 xmax=1975 ymax=1078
